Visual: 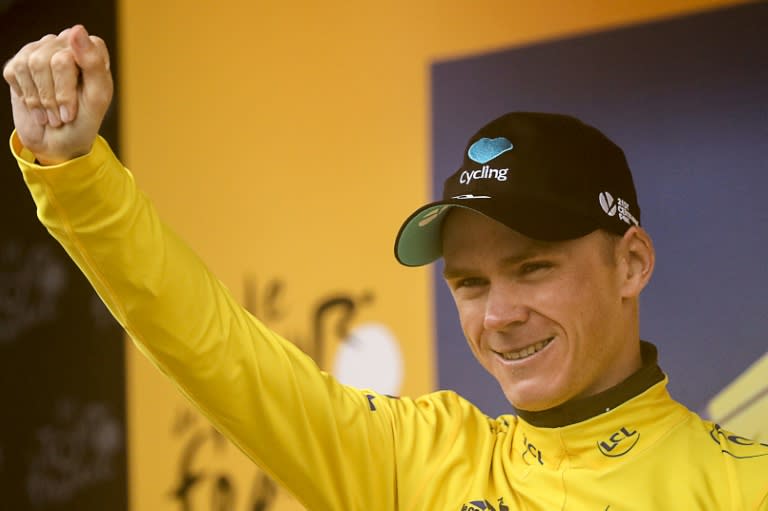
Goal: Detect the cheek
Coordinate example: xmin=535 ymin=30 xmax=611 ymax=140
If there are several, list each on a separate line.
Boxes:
xmin=559 ymin=278 xmax=620 ymax=356
xmin=528 ymin=274 xmax=607 ymax=350
xmin=527 ymin=277 xmax=578 ymax=323
xmin=452 ymin=297 xmax=484 ymax=349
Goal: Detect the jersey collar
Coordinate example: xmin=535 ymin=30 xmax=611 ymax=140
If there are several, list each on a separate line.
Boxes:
xmin=515 ymin=341 xmax=665 ymax=428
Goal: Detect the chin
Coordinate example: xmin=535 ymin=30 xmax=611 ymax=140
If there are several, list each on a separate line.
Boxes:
xmin=507 ymin=396 xmax=560 ymax=412
xmin=502 ymin=380 xmax=572 ymax=412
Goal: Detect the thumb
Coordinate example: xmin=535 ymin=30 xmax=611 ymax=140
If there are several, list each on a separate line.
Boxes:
xmin=68 ymin=25 xmax=113 ymax=113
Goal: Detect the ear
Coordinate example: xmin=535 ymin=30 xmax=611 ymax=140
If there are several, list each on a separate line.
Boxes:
xmin=617 ymin=226 xmax=655 ymax=299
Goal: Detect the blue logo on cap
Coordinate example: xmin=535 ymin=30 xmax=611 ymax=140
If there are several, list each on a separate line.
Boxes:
xmin=467 ymin=137 xmax=513 ymax=164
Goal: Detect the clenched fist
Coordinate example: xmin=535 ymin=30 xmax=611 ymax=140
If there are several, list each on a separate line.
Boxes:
xmin=3 ymin=25 xmax=113 ymax=165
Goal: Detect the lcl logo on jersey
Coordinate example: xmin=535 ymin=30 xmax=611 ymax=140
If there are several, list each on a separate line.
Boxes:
xmin=460 ymin=497 xmax=509 ymax=511
xmin=598 ymin=426 xmax=640 ymax=457
xmin=522 ymin=435 xmax=544 ymax=466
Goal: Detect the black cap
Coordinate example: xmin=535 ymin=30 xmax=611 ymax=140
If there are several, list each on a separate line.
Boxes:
xmin=394 ymin=112 xmax=641 ymax=267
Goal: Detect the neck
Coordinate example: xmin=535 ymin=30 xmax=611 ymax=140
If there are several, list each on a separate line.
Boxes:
xmin=515 ymin=341 xmax=664 ymax=428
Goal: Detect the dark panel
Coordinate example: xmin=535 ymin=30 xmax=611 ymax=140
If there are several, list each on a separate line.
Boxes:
xmin=432 ymin=3 xmax=768 ymax=416
xmin=0 ymin=1 xmax=126 ymax=509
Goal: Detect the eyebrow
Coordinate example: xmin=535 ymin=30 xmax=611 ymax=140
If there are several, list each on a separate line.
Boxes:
xmin=441 ymin=266 xmax=472 ymax=281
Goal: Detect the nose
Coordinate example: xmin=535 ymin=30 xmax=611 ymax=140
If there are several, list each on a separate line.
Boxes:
xmin=483 ymin=282 xmax=529 ymax=331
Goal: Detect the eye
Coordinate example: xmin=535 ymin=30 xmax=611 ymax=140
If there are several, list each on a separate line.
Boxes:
xmin=449 ymin=276 xmax=488 ymax=290
xmin=519 ymin=261 xmax=553 ymax=275
xmin=458 ymin=277 xmax=487 ymax=288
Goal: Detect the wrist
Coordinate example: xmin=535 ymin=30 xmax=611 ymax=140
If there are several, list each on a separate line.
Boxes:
xmin=34 ymin=146 xmax=92 ymax=166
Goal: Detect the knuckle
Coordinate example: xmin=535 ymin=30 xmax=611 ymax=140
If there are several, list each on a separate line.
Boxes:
xmin=54 ymin=82 xmax=74 ymax=103
xmin=9 ymin=58 xmax=27 ymax=76
xmin=2 ymin=60 xmax=14 ymax=82
xmin=23 ymin=95 xmax=42 ymax=109
xmin=50 ymin=51 xmax=72 ymax=71
xmin=18 ymin=40 xmax=40 ymax=56
xmin=38 ymin=91 xmax=56 ymax=107
xmin=90 ymin=35 xmax=106 ymax=47
xmin=28 ymin=51 xmax=50 ymax=72
xmin=91 ymin=37 xmax=110 ymax=60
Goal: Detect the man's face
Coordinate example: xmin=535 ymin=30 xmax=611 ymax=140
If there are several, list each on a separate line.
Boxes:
xmin=441 ymin=208 xmax=641 ymax=411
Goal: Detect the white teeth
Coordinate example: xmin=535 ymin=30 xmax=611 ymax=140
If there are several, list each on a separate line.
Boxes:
xmin=499 ymin=338 xmax=552 ymax=361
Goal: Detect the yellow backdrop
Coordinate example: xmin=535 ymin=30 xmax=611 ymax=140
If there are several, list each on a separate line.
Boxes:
xmin=117 ymin=1 xmax=748 ymax=509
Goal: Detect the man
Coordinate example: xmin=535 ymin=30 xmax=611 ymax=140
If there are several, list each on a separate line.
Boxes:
xmin=5 ymin=25 xmax=768 ymax=510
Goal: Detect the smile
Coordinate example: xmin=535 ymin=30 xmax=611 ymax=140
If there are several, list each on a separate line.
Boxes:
xmin=495 ymin=337 xmax=553 ymax=361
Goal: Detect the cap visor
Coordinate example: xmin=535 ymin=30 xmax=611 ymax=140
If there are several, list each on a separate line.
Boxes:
xmin=394 ymin=201 xmax=454 ymax=267
xmin=394 ymin=197 xmax=598 ymax=267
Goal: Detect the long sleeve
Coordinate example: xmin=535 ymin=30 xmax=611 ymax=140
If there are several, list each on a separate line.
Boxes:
xmin=12 ymin=133 xmax=400 ymax=511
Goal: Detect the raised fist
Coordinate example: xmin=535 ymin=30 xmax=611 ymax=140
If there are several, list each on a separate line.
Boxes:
xmin=3 ymin=25 xmax=113 ymax=164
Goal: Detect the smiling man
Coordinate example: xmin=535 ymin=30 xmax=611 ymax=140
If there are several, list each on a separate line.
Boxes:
xmin=5 ymin=26 xmax=768 ymax=511
xmin=442 ymin=211 xmax=645 ymax=411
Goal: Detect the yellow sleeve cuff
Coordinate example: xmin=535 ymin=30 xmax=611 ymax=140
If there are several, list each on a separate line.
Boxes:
xmin=9 ymin=130 xmax=113 ymax=173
